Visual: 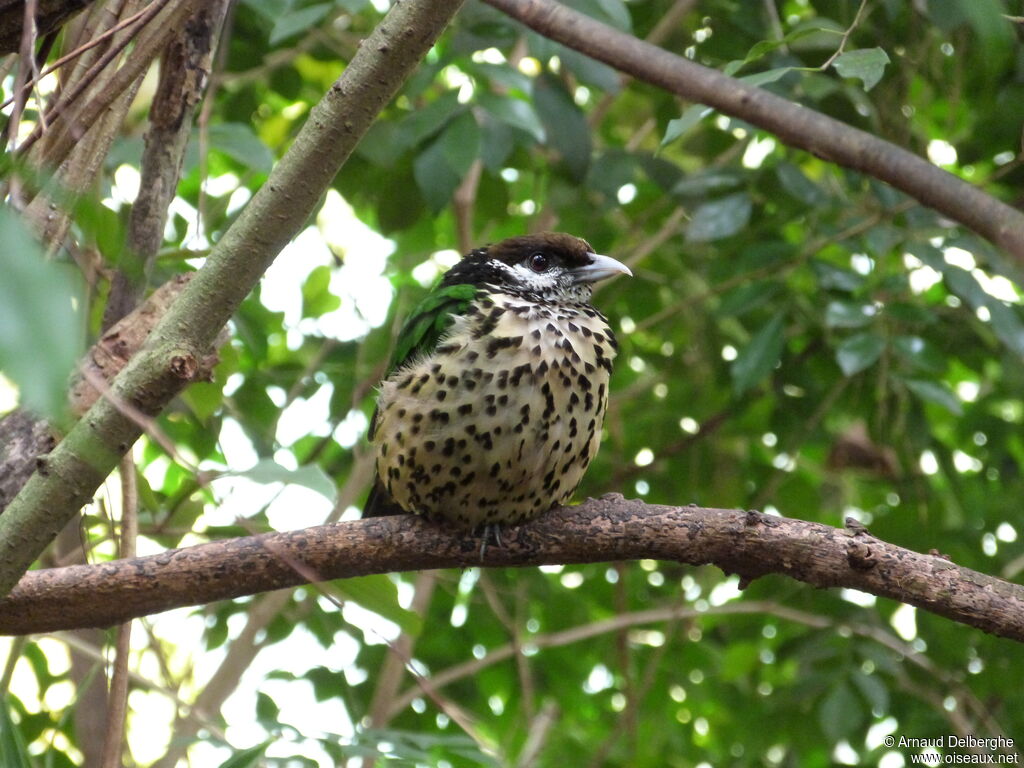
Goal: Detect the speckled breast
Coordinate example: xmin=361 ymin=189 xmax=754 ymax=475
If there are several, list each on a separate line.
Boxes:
xmin=373 ymin=292 xmax=617 ymax=527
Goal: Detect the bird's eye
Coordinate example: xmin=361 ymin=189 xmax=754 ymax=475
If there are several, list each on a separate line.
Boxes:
xmin=528 ymin=252 xmax=550 ymax=272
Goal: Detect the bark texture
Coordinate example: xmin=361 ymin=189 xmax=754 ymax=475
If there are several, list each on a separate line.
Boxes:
xmin=2 ymin=496 xmax=1022 ymax=642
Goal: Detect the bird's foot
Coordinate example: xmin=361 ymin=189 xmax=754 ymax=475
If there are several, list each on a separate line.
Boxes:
xmin=476 ymin=523 xmax=503 ymax=560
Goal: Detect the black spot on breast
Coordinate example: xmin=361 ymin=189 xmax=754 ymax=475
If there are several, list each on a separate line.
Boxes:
xmin=458 ymin=403 xmax=473 ymax=415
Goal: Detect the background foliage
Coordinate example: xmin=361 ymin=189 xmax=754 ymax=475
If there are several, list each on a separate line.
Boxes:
xmin=2 ymin=0 xmax=1024 ymax=765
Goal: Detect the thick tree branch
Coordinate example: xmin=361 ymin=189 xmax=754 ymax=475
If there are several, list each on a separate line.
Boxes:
xmin=0 ymin=0 xmax=467 ymax=597
xmin=1 ymin=496 xmax=1022 ymax=643
xmin=482 ymin=0 xmax=1024 ymax=261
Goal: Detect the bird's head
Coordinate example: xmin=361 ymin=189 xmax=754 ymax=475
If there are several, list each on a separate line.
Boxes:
xmin=441 ymin=233 xmax=632 ymax=304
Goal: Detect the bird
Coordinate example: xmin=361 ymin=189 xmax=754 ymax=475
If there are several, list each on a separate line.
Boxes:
xmin=363 ymin=232 xmax=631 ymax=530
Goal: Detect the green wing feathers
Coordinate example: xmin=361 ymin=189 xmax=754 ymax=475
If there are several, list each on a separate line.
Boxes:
xmin=388 ymin=283 xmax=478 ymax=370
xmin=364 ymin=283 xmax=478 ymax=516
xmin=365 ymin=282 xmax=478 ymax=447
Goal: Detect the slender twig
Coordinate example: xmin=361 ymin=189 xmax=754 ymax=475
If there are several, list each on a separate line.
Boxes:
xmin=6 ymin=0 xmax=39 ymax=197
xmin=819 ymin=0 xmax=871 ymax=71
xmin=99 ymin=456 xmax=138 ymax=768
xmin=0 ymin=0 xmax=168 ymax=112
xmin=514 ymin=701 xmax=559 ymax=768
xmin=18 ymin=0 xmax=185 ymax=160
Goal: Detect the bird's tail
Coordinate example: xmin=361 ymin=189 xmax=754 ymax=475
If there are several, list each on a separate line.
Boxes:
xmin=362 ymin=480 xmax=406 ymax=518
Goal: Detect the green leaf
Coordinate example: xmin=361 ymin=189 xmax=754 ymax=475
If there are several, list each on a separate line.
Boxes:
xmin=825 ymin=301 xmax=876 ymax=328
xmin=334 ymin=574 xmax=423 ymax=636
xmin=477 ymin=91 xmax=545 ymax=142
xmin=832 ymin=48 xmax=891 ymax=91
xmin=776 ymin=162 xmax=826 ymax=205
xmin=851 ymin=669 xmax=890 ymax=714
xmin=0 ymin=206 xmax=83 ymax=420
xmin=534 ymin=73 xmax=591 ymax=181
xmin=892 ymin=335 xmax=945 ymax=374
xmin=229 ymin=459 xmax=338 ymax=504
xmin=581 ymin=0 xmax=631 ymax=32
xmin=302 ymin=264 xmax=342 ymax=318
xmin=392 ymin=91 xmax=463 ymax=153
xmin=943 ymin=266 xmax=1024 ymax=356
xmin=812 ymin=260 xmax=864 ymax=292
xmin=0 ymin=697 xmax=33 ymax=768
xmin=413 ymin=135 xmax=461 ymax=213
xmin=269 ymin=3 xmax=331 ymax=44
xmin=440 ymin=111 xmax=482 ymax=178
xmin=819 ymin=681 xmax=863 ymax=741
xmin=479 ymin=114 xmax=515 ymax=171
xmin=836 ymin=332 xmax=886 ymax=376
xmin=217 ymin=742 xmax=271 ymax=768
xmin=716 ymin=281 xmax=783 ymax=317
xmin=672 ymin=172 xmax=744 ymax=197
xmin=740 ymin=66 xmax=797 ymax=87
xmin=686 ymin=193 xmax=752 ymax=242
xmin=903 ymin=378 xmax=963 ymax=416
xmin=208 ymin=123 xmax=275 ymax=173
xmin=731 ymin=313 xmax=786 ymax=394
xmin=662 ymin=69 xmax=793 ymax=147
xmin=739 ymin=21 xmax=842 ymax=64
xmin=661 ymin=104 xmax=712 ymax=146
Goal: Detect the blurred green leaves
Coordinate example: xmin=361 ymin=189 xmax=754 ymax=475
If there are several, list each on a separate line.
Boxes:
xmin=0 ymin=207 xmax=82 ymax=420
xmin=831 ymin=48 xmax=890 ymax=91
xmin=731 ymin=313 xmax=785 ymax=394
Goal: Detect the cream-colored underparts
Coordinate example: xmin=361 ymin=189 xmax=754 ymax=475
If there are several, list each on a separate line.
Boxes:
xmin=373 ymin=292 xmax=616 ymax=527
